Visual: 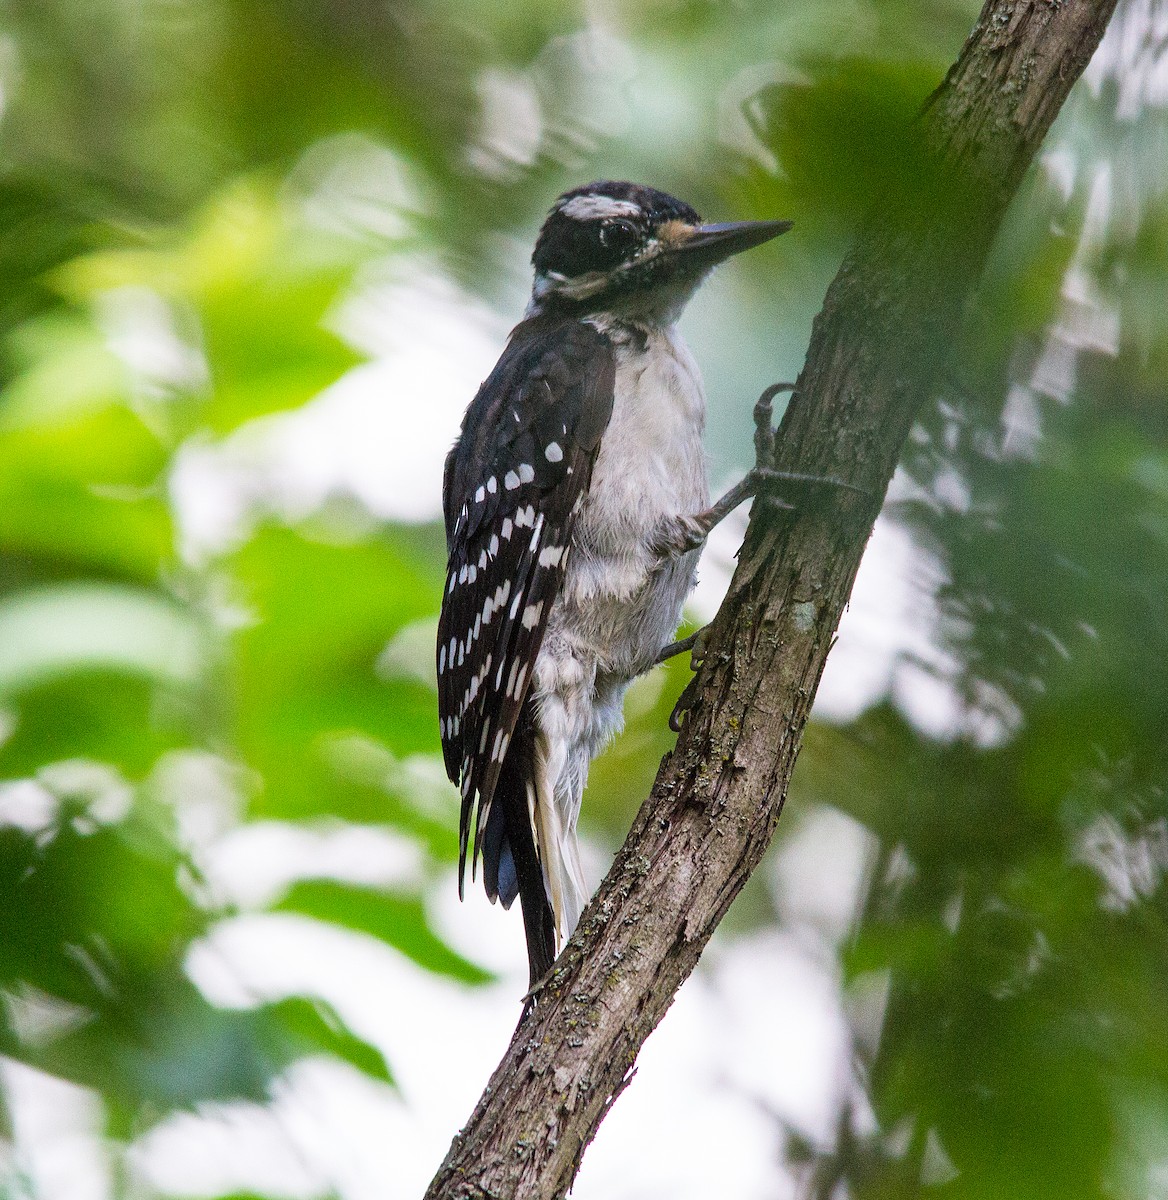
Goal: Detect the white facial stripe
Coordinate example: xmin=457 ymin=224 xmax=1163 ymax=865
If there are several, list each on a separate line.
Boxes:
xmin=557 ymin=195 xmax=643 ymax=221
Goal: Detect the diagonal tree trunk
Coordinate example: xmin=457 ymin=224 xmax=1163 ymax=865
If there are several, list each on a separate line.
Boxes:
xmin=424 ymin=1 xmax=1119 ymax=1195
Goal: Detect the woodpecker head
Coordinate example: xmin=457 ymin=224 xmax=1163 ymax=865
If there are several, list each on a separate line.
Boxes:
xmin=527 ymin=180 xmax=791 ymax=324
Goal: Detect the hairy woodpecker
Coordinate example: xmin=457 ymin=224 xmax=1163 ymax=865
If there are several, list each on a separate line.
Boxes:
xmin=438 ymin=180 xmax=791 ymax=986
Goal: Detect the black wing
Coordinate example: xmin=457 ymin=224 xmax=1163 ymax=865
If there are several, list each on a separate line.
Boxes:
xmin=438 ymin=316 xmax=615 ymax=897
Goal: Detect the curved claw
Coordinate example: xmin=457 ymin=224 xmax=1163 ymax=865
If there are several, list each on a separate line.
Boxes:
xmin=669 ymin=673 xmax=703 ymax=733
xmin=753 ymin=382 xmax=796 ymax=469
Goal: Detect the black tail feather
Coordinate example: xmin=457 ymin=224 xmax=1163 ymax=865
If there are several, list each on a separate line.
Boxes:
xmin=482 ymin=710 xmax=556 ymax=987
xmin=504 ymin=781 xmax=556 ymax=987
xmin=482 ymin=705 xmax=556 ymax=979
xmin=481 ymin=789 xmax=513 ymax=906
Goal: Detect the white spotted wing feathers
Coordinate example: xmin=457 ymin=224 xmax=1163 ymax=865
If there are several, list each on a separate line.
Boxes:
xmin=438 ymin=317 xmax=615 ymax=897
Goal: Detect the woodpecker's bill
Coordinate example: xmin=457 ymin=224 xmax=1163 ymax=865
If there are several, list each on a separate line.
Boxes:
xmin=438 ymin=180 xmax=790 ymax=987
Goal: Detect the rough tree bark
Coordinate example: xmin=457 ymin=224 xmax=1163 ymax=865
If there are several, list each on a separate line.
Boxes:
xmin=425 ymin=1 xmax=1118 ymax=1196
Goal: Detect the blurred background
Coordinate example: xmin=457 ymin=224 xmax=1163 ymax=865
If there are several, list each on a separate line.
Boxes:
xmin=0 ymin=0 xmax=1165 ymax=1197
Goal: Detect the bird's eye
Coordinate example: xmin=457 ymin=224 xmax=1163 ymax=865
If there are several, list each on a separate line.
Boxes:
xmin=599 ymin=219 xmax=638 ymax=253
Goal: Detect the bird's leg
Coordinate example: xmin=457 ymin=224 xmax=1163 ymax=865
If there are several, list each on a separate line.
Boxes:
xmin=649 ymin=477 xmax=776 ymax=558
xmin=653 ymin=383 xmax=868 ymax=559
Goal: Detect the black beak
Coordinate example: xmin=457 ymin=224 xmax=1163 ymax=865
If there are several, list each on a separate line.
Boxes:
xmin=675 ymin=219 xmax=793 ymax=265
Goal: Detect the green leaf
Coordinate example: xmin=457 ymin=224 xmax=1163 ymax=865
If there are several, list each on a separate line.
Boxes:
xmin=275 ymin=879 xmax=492 ymax=985
xmin=198 ymin=266 xmax=362 ymax=433
xmin=0 ymin=817 xmax=197 ymax=999
xmin=58 ymin=185 xmax=363 ymax=434
xmin=230 ymin=523 xmax=445 ymax=819
xmin=0 ymin=672 xmax=189 ymax=777
xmin=0 ymin=583 xmax=204 ymax=694
xmin=0 ymin=400 xmax=172 ymax=581
xmin=262 ymin=995 xmax=394 ymax=1086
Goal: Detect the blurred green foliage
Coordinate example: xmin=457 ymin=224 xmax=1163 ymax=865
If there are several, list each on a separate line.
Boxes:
xmin=0 ymin=0 xmax=1164 ymax=1197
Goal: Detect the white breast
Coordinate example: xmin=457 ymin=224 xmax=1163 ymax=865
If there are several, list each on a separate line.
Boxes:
xmin=550 ymin=320 xmax=709 ymax=675
xmin=588 ymin=323 xmax=709 ymax=540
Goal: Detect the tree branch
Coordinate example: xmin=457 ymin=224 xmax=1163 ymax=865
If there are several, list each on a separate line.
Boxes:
xmin=424 ymin=2 xmax=1118 ymax=1195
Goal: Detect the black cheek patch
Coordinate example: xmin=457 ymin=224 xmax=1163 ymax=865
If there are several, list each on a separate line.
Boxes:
xmin=532 ymin=214 xmax=632 ymax=278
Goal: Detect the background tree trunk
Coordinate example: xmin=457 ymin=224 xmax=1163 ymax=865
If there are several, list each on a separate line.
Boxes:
xmin=424 ymin=2 xmax=1119 ymax=1196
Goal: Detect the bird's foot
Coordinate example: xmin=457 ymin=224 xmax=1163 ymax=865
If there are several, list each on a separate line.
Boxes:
xmin=658 ymin=628 xmax=708 ymax=731
xmin=655 ymin=626 xmax=708 ymax=667
xmin=650 ymin=512 xmax=714 ymax=558
xmin=751 ymin=382 xmax=871 ymax=509
xmin=656 ymin=383 xmax=867 ymax=559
